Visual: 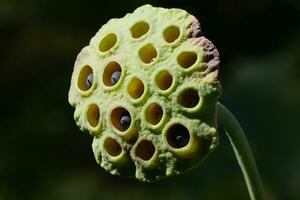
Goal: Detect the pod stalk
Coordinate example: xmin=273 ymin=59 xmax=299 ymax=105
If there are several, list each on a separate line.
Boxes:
xmin=217 ymin=102 xmax=265 ymax=200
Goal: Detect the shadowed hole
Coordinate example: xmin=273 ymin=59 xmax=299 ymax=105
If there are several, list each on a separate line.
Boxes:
xmin=155 ymin=70 xmax=173 ymax=91
xmin=99 ymin=33 xmax=117 ymax=52
xmin=178 ymin=88 xmax=199 ymax=108
xmin=127 ymin=77 xmax=144 ymax=99
xmin=145 ymin=103 xmax=163 ymax=125
xmin=166 ymin=123 xmax=190 ymax=149
xmin=86 ymin=104 xmax=100 ymax=127
xmin=111 ymin=107 xmax=131 ymax=132
xmin=102 ymin=61 xmax=122 ymax=87
xmin=177 ymin=51 xmax=197 ymax=69
xmin=104 ymin=137 xmax=122 ymax=157
xmin=139 ymin=44 xmax=157 ymax=64
xmin=77 ymin=65 xmax=93 ymax=91
xmin=163 ymin=25 xmax=180 ymax=43
xmin=131 ymin=21 xmax=150 ymax=38
xmin=135 ymin=140 xmax=155 ymax=161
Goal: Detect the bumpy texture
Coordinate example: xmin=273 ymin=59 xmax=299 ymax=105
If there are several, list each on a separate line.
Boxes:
xmin=68 ymin=4 xmax=221 ymax=182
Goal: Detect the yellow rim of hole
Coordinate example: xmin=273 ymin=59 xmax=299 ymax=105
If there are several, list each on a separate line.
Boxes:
xmin=135 ymin=140 xmax=155 ymax=161
xmin=131 ymin=21 xmax=150 ymax=39
xmin=102 ymin=61 xmax=122 ymax=87
xmin=127 ymin=77 xmax=145 ymax=99
xmin=98 ymin=33 xmax=117 ymax=52
xmin=155 ymin=70 xmax=173 ymax=91
xmin=163 ymin=25 xmax=180 ymax=43
xmin=139 ymin=44 xmax=157 ymax=64
xmin=166 ymin=123 xmax=190 ymax=149
xmin=77 ymin=65 xmax=93 ymax=91
xmin=104 ymin=137 xmax=122 ymax=157
xmin=145 ymin=103 xmax=163 ymax=125
xmin=177 ymin=51 xmax=198 ymax=69
xmin=177 ymin=88 xmax=200 ymax=108
xmin=86 ymin=104 xmax=100 ymax=127
xmin=111 ymin=107 xmax=131 ymax=132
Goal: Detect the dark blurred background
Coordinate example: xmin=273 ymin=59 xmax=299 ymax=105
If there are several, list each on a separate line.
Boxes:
xmin=0 ymin=0 xmax=299 ymax=199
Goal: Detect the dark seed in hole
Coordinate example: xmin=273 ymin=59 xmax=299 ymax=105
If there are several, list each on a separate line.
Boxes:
xmin=111 ymin=70 xmax=121 ymax=85
xmin=167 ymin=124 xmax=190 ymax=148
xmin=175 ymin=134 xmax=189 ymax=148
xmin=86 ymin=73 xmax=93 ymax=88
xmin=120 ymin=111 xmax=131 ymax=130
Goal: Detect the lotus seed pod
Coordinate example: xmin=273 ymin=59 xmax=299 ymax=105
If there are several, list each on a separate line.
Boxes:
xmin=68 ymin=4 xmax=221 ymax=182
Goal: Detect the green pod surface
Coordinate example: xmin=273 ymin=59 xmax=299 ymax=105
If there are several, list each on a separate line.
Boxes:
xmin=69 ymin=4 xmax=221 ymax=182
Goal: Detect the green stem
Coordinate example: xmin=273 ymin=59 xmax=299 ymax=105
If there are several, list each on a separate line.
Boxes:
xmin=216 ymin=102 xmax=265 ymax=200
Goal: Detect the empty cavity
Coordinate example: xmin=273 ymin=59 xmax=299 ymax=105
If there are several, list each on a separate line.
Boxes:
xmin=155 ymin=70 xmax=173 ymax=91
xmin=99 ymin=33 xmax=117 ymax=52
xmin=102 ymin=61 xmax=122 ymax=87
xmin=131 ymin=21 xmax=150 ymax=38
xmin=86 ymin=104 xmax=100 ymax=127
xmin=135 ymin=140 xmax=155 ymax=161
xmin=77 ymin=65 xmax=93 ymax=91
xmin=127 ymin=77 xmax=144 ymax=99
xmin=104 ymin=137 xmax=122 ymax=157
xmin=177 ymin=51 xmax=197 ymax=69
xmin=178 ymin=88 xmax=200 ymax=108
xmin=145 ymin=103 xmax=163 ymax=125
xmin=139 ymin=44 xmax=157 ymax=64
xmin=163 ymin=25 xmax=180 ymax=43
xmin=111 ymin=107 xmax=131 ymax=132
xmin=166 ymin=124 xmax=190 ymax=148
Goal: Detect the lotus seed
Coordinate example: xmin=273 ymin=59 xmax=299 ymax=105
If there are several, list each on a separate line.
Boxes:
xmin=167 ymin=124 xmax=190 ymax=148
xmin=86 ymin=73 xmax=93 ymax=88
xmin=111 ymin=71 xmax=121 ymax=85
xmin=174 ymin=133 xmax=189 ymax=148
xmin=120 ymin=111 xmax=131 ymax=130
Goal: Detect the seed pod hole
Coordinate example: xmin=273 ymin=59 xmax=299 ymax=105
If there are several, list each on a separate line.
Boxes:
xmin=135 ymin=140 xmax=155 ymax=161
xmin=86 ymin=104 xmax=100 ymax=127
xmin=103 ymin=61 xmax=122 ymax=87
xmin=77 ymin=65 xmax=94 ymax=91
xmin=178 ymin=88 xmax=200 ymax=108
xmin=166 ymin=123 xmax=190 ymax=149
xmin=104 ymin=137 xmax=122 ymax=157
xmin=155 ymin=70 xmax=173 ymax=91
xmin=111 ymin=107 xmax=131 ymax=132
xmin=163 ymin=25 xmax=180 ymax=43
xmin=177 ymin=51 xmax=197 ymax=69
xmin=139 ymin=44 xmax=157 ymax=64
xmin=98 ymin=33 xmax=117 ymax=52
xmin=145 ymin=103 xmax=163 ymax=125
xmin=127 ymin=77 xmax=144 ymax=99
xmin=131 ymin=21 xmax=150 ymax=39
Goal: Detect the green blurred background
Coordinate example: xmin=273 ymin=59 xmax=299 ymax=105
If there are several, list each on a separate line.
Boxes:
xmin=0 ymin=0 xmax=299 ymax=199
